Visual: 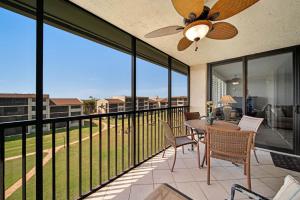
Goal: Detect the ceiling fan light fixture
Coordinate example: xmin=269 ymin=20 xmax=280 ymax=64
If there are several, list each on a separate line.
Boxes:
xmin=145 ymin=0 xmax=260 ymax=51
xmin=232 ymin=80 xmax=240 ymax=85
xmin=183 ymin=20 xmax=212 ymax=42
xmin=185 ymin=24 xmax=209 ymax=41
xmin=231 ymin=76 xmax=240 ymax=85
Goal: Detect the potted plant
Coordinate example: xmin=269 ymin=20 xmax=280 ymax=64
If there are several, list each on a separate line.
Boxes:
xmin=206 ymin=101 xmax=215 ymax=125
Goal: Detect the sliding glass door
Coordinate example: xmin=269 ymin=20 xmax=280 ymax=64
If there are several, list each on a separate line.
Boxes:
xmin=247 ymin=53 xmax=294 ymax=152
xmin=211 ymin=61 xmax=244 ymax=121
xmin=209 ymin=47 xmax=300 ymax=154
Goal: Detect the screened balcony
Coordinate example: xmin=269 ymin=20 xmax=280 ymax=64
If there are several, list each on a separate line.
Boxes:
xmin=0 ymin=0 xmax=300 ymax=200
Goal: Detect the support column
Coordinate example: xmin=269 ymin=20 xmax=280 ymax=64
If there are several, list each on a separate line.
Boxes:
xmin=131 ymin=37 xmax=137 ymax=166
xmin=168 ymin=57 xmax=172 ymax=123
xmin=36 ymin=0 xmax=44 ymax=199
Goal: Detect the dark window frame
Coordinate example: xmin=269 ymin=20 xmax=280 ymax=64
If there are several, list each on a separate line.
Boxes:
xmin=207 ymin=45 xmax=300 ymax=155
xmin=0 ymin=1 xmax=191 ymax=199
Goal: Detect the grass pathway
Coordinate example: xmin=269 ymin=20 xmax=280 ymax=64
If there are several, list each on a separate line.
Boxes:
xmin=5 ymin=152 xmax=36 ymax=162
xmin=5 ymin=122 xmax=108 ymax=199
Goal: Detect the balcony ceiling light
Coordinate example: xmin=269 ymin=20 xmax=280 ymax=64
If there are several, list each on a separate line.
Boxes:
xmin=184 ymin=20 xmax=212 ymax=42
xmin=231 ymin=75 xmax=240 ymax=85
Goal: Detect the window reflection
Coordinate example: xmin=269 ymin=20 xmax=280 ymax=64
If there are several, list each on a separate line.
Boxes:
xmin=247 ymin=53 xmax=294 ymax=150
xmin=211 ymin=62 xmax=243 ymax=121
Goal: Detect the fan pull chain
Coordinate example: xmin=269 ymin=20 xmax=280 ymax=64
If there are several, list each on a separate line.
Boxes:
xmin=195 ymin=41 xmax=198 ymax=52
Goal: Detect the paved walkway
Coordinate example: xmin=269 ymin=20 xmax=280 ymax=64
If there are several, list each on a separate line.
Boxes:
xmin=5 ymin=122 xmax=108 ymax=198
xmin=5 ymin=152 xmax=36 ymax=162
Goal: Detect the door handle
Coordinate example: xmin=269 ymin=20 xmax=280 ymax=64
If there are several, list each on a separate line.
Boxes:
xmin=295 ymin=105 xmax=300 ymax=114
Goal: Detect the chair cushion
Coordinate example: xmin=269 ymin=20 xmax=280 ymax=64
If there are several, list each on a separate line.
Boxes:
xmin=273 ymin=175 xmax=300 ymax=200
xmin=175 ymin=136 xmax=195 ymax=146
xmin=238 ymin=116 xmax=263 ymax=132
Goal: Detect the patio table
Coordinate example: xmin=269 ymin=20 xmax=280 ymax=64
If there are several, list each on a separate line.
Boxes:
xmin=184 ymin=119 xmax=240 ymax=132
xmin=184 ymin=119 xmax=240 ymax=166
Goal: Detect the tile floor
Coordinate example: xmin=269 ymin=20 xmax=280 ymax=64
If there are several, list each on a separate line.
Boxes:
xmin=85 ymin=145 xmax=300 ymax=200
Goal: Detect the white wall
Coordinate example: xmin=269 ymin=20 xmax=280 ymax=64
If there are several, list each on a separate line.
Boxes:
xmin=190 ymin=64 xmax=207 ymax=115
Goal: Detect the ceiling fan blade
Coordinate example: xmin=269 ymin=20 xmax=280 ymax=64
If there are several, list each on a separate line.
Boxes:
xmin=177 ymin=37 xmax=193 ymax=51
xmin=171 ymin=0 xmax=204 ymax=19
xmin=208 ymin=0 xmax=259 ymax=21
xmin=206 ymin=22 xmax=238 ymax=40
xmin=145 ymin=26 xmax=184 ymax=38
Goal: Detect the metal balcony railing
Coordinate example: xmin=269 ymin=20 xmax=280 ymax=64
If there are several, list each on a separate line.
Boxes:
xmin=0 ymin=106 xmax=188 ymax=200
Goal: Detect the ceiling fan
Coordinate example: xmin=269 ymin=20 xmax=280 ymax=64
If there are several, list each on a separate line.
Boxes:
xmin=144 ymin=0 xmax=260 ymax=51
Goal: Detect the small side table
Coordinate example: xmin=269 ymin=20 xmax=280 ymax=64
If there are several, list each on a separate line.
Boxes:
xmin=145 ymin=183 xmax=192 ymax=200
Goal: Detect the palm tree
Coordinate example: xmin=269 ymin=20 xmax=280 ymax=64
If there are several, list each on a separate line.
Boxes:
xmin=83 ymin=97 xmax=96 ymax=114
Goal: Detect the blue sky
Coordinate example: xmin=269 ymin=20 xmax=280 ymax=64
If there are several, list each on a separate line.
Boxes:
xmin=0 ymin=8 xmax=187 ymax=99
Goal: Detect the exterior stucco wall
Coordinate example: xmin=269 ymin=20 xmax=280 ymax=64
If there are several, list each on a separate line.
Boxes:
xmin=190 ymin=64 xmax=207 ymax=115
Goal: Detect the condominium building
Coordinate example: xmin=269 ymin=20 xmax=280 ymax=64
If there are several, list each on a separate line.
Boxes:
xmin=97 ymin=98 xmax=125 ymax=113
xmin=101 ymin=96 xmax=150 ymax=113
xmin=154 ymin=98 xmax=168 ymax=108
xmin=96 ymin=95 xmax=187 ymax=114
xmin=0 ymin=94 xmax=83 ymax=135
xmin=136 ymin=97 xmax=149 ymax=110
xmin=0 ymin=94 xmax=50 ymax=135
xmin=149 ymin=99 xmax=159 ymax=109
xmin=171 ymin=96 xmax=188 ymax=107
xmin=50 ymin=98 xmax=83 ymax=128
xmin=112 ymin=96 xmax=133 ymax=111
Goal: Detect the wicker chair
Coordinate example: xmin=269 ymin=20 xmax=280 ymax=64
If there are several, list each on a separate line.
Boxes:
xmin=206 ymin=126 xmax=254 ymax=189
xmin=184 ymin=112 xmax=202 ymax=120
xmin=184 ymin=112 xmax=206 ymax=137
xmin=238 ymin=115 xmax=264 ymax=163
xmin=231 ymin=175 xmax=300 ymax=200
xmin=161 ymin=120 xmax=200 ymax=172
xmin=184 ymin=112 xmax=206 ymax=151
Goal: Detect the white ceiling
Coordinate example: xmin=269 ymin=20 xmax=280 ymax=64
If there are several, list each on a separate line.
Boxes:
xmin=71 ymin=0 xmax=300 ymax=67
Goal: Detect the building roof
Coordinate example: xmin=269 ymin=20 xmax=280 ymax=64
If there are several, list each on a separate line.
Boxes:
xmin=105 ymin=98 xmax=124 ymax=104
xmin=149 ymin=99 xmax=158 ymax=103
xmin=50 ymin=98 xmax=82 ymax=106
xmin=156 ymin=98 xmax=168 ymax=103
xmin=0 ymin=93 xmax=49 ymax=98
xmin=172 ymin=96 xmax=188 ymax=99
xmin=137 ymin=96 xmax=149 ymax=99
xmin=113 ymin=95 xmax=148 ymax=99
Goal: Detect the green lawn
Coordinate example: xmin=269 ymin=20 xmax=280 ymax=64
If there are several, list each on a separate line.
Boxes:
xmin=4 ymin=114 xmax=171 ymax=200
xmin=4 ymin=125 xmax=91 ymax=158
xmin=5 ymin=154 xmax=36 ymax=191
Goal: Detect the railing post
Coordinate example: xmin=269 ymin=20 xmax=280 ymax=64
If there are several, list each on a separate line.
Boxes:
xmin=66 ymin=121 xmax=70 ymax=200
xmin=52 ymin=123 xmax=56 ymax=200
xmin=79 ymin=119 xmax=82 ymax=196
xmin=99 ymin=117 xmax=102 ymax=184
xmin=89 ymin=118 xmax=93 ymax=191
xmin=22 ymin=126 xmax=27 ymax=200
xmin=0 ymin=127 xmax=4 ymax=200
xmin=107 ymin=116 xmax=111 ymax=178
